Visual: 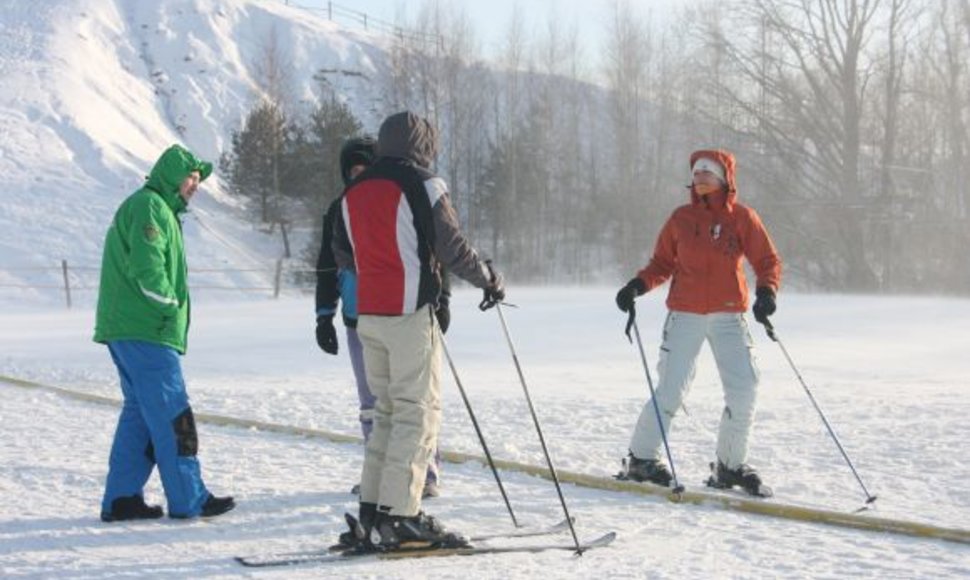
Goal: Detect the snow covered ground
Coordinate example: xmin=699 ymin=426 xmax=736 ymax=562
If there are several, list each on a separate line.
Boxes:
xmin=2 ymin=287 xmax=969 ymax=578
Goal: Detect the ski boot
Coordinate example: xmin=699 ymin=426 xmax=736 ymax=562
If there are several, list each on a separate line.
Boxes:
xmin=616 ymin=453 xmax=673 ymax=486
xmin=422 ymin=471 xmax=440 ymax=499
xmin=376 ymin=511 xmax=469 ymax=551
xmin=422 ymin=480 xmax=440 ymax=498
xmin=335 ymin=502 xmax=379 ymax=552
xmin=100 ymin=495 xmax=164 ymax=522
xmin=706 ymin=461 xmax=773 ymax=497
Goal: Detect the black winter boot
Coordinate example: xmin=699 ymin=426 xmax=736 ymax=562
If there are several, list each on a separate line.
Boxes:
xmin=707 ymin=461 xmax=773 ymax=497
xmin=620 ymin=453 xmax=673 ymax=486
xmin=376 ymin=511 xmax=468 ymax=550
xmin=200 ymin=494 xmax=236 ymax=517
xmin=101 ymin=495 xmax=164 ymax=522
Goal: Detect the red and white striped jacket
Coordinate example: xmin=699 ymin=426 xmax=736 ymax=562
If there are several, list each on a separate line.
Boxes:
xmin=333 ymin=155 xmax=492 ymax=316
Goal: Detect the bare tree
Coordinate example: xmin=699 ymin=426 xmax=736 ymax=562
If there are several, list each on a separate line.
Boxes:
xmin=700 ymin=0 xmax=885 ymax=290
xmin=249 ymin=25 xmax=295 ymax=224
xmin=604 ymin=0 xmax=651 ymax=269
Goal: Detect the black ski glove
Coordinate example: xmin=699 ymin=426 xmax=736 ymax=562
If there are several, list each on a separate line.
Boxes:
xmin=615 ymin=278 xmax=646 ymax=313
xmin=480 ymin=260 xmax=505 ymax=310
xmin=752 ymin=287 xmax=776 ymax=324
xmin=435 ymin=304 xmax=451 ymax=334
xmin=316 ymin=315 xmax=338 ymax=355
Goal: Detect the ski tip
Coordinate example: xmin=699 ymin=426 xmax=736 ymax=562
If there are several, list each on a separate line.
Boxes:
xmin=591 ymin=531 xmax=618 ymax=548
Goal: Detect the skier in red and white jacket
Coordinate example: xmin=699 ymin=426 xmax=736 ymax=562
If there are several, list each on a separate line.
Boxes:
xmin=332 ymin=111 xmax=505 ymax=549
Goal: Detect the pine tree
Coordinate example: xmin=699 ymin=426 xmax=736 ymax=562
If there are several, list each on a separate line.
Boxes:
xmin=296 ymin=93 xmax=363 ymax=282
xmin=222 ymin=101 xmax=287 ymax=224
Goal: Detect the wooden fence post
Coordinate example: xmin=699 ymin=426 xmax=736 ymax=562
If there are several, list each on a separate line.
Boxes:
xmin=280 ymin=220 xmax=291 ymax=258
xmin=61 ymin=259 xmax=72 ymax=309
xmin=273 ymin=258 xmax=283 ymax=299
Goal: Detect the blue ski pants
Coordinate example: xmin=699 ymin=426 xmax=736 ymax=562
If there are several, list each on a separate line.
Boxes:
xmin=101 ymin=340 xmax=209 ymax=518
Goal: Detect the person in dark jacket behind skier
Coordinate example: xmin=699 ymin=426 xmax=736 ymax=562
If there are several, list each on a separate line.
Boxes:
xmin=615 ymin=148 xmax=781 ymax=497
xmin=315 ymin=135 xmax=445 ymax=499
xmin=332 ymin=111 xmax=505 ymax=550
xmin=94 ymin=144 xmax=235 ymax=521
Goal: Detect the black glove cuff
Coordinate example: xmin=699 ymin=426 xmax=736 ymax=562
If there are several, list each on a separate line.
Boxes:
xmin=755 ymin=287 xmax=775 ymax=300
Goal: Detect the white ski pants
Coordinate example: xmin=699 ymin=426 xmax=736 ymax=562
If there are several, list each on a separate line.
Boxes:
xmin=357 ymin=306 xmax=442 ymax=516
xmin=629 ymin=311 xmax=760 ymax=469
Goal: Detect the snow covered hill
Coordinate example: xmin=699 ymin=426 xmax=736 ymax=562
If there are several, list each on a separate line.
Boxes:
xmin=0 ymin=0 xmax=391 ymax=307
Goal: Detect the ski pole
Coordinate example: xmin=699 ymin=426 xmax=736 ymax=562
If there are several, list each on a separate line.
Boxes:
xmin=630 ymin=316 xmax=686 ymax=494
xmin=491 ymin=303 xmax=584 ymax=554
xmin=759 ymin=318 xmax=877 ymax=507
xmin=440 ymin=334 xmax=521 ymax=528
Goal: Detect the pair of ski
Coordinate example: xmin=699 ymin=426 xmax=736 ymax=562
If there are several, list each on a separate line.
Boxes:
xmin=236 ymin=518 xmax=615 ymax=567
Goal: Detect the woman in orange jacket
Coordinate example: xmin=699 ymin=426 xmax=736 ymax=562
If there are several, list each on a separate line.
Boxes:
xmin=615 ymin=149 xmax=781 ymax=496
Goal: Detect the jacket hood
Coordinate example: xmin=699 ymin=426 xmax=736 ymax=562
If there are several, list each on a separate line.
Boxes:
xmin=377 ymin=111 xmax=439 ymax=169
xmin=689 ymin=149 xmax=737 ymax=208
xmin=145 ymin=144 xmax=213 ymax=212
xmin=339 ymin=135 xmax=378 ymax=184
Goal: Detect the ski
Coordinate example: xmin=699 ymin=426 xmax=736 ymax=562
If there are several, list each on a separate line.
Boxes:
xmin=235 ymin=531 xmax=616 ymax=568
xmin=319 ymin=516 xmax=576 ymax=554
xmin=469 ymin=516 xmax=575 ymax=542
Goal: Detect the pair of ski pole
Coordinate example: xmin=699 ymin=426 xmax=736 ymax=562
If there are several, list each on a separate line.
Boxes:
xmin=624 ymin=306 xmax=877 ymax=507
xmin=442 ymin=300 xmax=584 ymax=553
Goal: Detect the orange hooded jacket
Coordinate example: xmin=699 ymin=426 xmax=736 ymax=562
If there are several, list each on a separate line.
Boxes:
xmin=635 ymin=149 xmax=781 ymax=314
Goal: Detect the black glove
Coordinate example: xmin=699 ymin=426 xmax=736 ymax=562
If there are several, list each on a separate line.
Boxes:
xmin=752 ymin=287 xmax=776 ymax=324
xmin=435 ymin=305 xmax=451 ymax=334
xmin=316 ymin=315 xmax=338 ymax=355
xmin=480 ymin=260 xmax=505 ymax=310
xmin=615 ymin=278 xmax=646 ymax=313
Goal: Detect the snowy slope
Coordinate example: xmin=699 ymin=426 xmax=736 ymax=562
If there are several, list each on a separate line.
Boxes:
xmin=0 ymin=0 xmax=389 ymax=307
xmin=1 ymin=289 xmax=969 ymax=577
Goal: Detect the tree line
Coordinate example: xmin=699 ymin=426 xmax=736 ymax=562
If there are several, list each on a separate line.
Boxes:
xmin=222 ymin=0 xmax=970 ymax=294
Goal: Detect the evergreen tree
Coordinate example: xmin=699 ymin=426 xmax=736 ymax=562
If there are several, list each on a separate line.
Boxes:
xmin=221 ymin=101 xmax=287 ymax=224
xmin=296 ymin=93 xmax=363 ymax=281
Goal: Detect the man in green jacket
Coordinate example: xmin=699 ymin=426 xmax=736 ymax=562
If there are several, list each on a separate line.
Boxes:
xmin=94 ymin=144 xmax=234 ymax=521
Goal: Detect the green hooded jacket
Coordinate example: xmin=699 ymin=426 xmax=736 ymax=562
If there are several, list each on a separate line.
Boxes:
xmin=93 ymin=144 xmax=212 ymax=354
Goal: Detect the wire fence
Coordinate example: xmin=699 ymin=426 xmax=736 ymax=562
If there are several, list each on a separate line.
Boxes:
xmin=1 ymin=259 xmax=326 ymax=308
xmin=285 ymin=0 xmax=443 ymax=48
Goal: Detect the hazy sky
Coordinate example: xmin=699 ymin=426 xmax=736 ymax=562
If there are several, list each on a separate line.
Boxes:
xmin=290 ymin=0 xmax=683 ymax=61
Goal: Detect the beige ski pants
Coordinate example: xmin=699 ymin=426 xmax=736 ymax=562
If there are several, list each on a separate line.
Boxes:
xmin=357 ymin=305 xmax=441 ymax=516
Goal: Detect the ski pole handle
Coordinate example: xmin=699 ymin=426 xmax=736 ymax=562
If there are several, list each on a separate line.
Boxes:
xmin=624 ymin=304 xmax=636 ymax=343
